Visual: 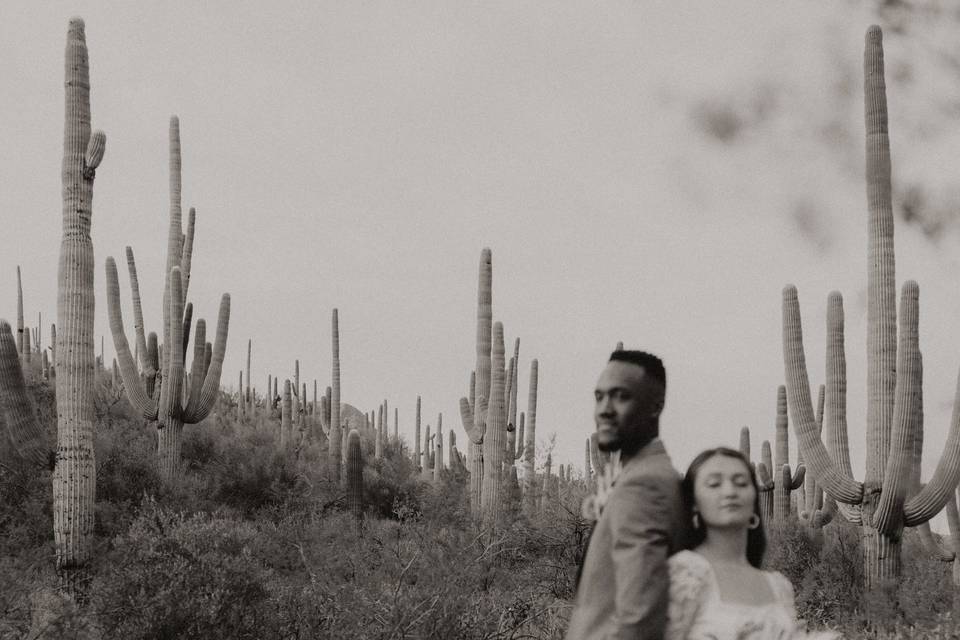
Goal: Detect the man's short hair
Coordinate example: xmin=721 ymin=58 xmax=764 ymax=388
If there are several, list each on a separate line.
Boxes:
xmin=608 ymin=350 xmax=666 ymax=391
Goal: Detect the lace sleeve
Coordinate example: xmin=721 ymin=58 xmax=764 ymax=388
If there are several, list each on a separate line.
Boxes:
xmin=666 ymin=551 xmax=710 ymax=640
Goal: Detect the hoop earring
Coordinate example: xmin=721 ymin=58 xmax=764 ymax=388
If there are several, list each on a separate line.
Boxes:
xmin=747 ymin=514 xmax=761 ymax=530
xmin=692 ymin=512 xmax=700 ymax=529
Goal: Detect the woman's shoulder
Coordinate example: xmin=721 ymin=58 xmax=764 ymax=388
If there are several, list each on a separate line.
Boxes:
xmin=668 ymin=550 xmax=713 ymax=585
xmin=761 ymin=569 xmax=796 ymax=603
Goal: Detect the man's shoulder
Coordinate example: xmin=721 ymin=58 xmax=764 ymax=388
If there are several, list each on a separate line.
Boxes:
xmin=619 ymin=441 xmax=683 ymax=485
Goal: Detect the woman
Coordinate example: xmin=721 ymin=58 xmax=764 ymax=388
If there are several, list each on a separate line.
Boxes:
xmin=666 ymin=447 xmax=839 ymax=640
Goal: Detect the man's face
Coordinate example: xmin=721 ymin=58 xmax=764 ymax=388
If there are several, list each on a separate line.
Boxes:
xmin=594 ymin=361 xmax=663 ymax=453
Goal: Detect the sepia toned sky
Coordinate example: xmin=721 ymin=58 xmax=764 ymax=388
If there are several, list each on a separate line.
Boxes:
xmin=4 ymin=2 xmax=960 ymax=527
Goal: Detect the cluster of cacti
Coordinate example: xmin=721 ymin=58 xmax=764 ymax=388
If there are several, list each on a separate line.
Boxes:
xmin=783 ymin=25 xmax=960 ymax=588
xmin=752 ymin=386 xmax=805 ymax=525
xmin=106 ymin=115 xmax=231 ymax=482
xmin=455 ymin=249 xmax=542 ymax=528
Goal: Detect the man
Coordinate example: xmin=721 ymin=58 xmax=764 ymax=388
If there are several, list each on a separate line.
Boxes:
xmin=565 ymin=350 xmax=689 ymax=640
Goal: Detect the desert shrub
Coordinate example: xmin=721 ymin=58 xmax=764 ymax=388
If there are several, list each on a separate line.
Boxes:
xmin=92 ymin=506 xmax=278 ymax=639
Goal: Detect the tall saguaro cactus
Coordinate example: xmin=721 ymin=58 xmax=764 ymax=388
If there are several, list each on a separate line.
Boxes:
xmin=481 ymin=322 xmax=507 ymax=527
xmin=16 ymin=266 xmax=24 ymax=357
xmin=460 ymin=248 xmax=491 ymax=518
xmin=106 ymin=116 xmax=230 ymax=482
xmin=330 ymin=308 xmax=342 ymax=483
xmin=523 ymin=359 xmax=538 ymax=515
xmin=783 ymin=25 xmax=960 ymax=589
xmin=55 ymin=17 xmax=105 ymax=595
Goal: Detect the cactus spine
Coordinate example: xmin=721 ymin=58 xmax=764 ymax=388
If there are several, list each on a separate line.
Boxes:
xmin=54 ymin=17 xmax=104 ymax=594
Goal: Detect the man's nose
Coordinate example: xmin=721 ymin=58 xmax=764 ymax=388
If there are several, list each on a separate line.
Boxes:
xmin=596 ymin=396 xmax=614 ymax=416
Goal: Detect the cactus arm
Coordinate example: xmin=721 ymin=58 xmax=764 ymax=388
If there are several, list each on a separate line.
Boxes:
xmin=105 ymin=257 xmax=157 ymax=419
xmin=804 ymin=386 xmax=826 ymax=517
xmin=790 ymin=465 xmax=806 ymax=490
xmin=739 ymin=426 xmax=750 ymax=460
xmin=782 ymin=285 xmax=864 ymax=504
xmin=180 ymin=302 xmax=193 ymax=361
xmin=468 ymin=370 xmax=476 ymax=416
xmin=902 ymin=379 xmax=960 ymax=526
xmin=181 ymin=293 xmax=230 ymax=423
xmin=124 ymin=247 xmax=148 ymax=371
xmin=0 ymin=321 xmax=50 ymax=466
xmin=182 ymin=319 xmax=206 ymax=417
xmin=875 ymin=282 xmax=920 ymax=533
xmin=459 ymin=396 xmax=483 ymax=444
xmin=948 ymin=490 xmax=960 ymax=555
xmin=159 ymin=268 xmax=185 ymax=426
xmin=824 ymin=292 xmax=856 ymax=479
xmin=774 ymin=385 xmax=788 ymax=472
xmin=473 ymin=248 xmax=492 ymax=436
xmin=515 ymin=412 xmax=524 ymax=460
xmin=180 ymin=208 xmax=195 ymax=305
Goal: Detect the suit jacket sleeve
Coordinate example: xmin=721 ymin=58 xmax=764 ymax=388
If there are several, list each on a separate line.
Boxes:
xmin=605 ymin=472 xmax=676 ymax=640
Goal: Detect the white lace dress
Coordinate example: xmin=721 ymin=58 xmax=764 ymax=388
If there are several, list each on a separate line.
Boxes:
xmin=666 ymin=550 xmax=840 ymax=640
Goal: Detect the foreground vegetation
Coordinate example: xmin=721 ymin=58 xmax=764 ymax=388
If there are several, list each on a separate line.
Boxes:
xmin=1 ymin=373 xmax=959 ymax=639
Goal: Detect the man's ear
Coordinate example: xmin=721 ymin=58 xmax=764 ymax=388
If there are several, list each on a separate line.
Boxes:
xmin=649 ymin=395 xmax=664 ymax=418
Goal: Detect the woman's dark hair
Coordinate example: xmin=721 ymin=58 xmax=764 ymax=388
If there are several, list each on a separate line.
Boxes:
xmin=681 ymin=447 xmax=766 ymax=568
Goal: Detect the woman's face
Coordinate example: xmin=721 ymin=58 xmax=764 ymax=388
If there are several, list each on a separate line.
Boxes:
xmin=693 ymin=454 xmax=757 ymax=530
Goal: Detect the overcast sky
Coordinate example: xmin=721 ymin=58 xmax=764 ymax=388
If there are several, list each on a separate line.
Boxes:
xmin=4 ymin=1 xmax=960 ymax=526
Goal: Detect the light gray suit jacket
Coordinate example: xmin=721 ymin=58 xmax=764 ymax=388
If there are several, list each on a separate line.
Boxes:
xmin=565 ymin=439 xmax=688 ymax=640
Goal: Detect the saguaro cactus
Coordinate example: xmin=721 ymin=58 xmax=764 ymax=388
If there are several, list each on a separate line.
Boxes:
xmin=460 ymin=248 xmax=491 ymax=518
xmin=346 ymin=429 xmax=363 ymax=524
xmin=281 ymin=379 xmax=292 ymax=448
xmin=783 ymin=27 xmax=960 ymax=589
xmin=772 ymin=385 xmax=805 ymax=523
xmin=523 ymin=359 xmax=538 ymax=515
xmin=414 ymin=395 xmax=421 ymax=470
xmin=330 ymin=309 xmax=342 ymax=483
xmin=55 ymin=17 xmax=105 ymax=595
xmin=481 ymin=322 xmax=507 ymax=526
xmin=0 ymin=321 xmax=50 ymax=467
xmin=106 ymin=116 xmax=230 ymax=482
xmin=16 ymin=266 xmax=24 ymax=357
